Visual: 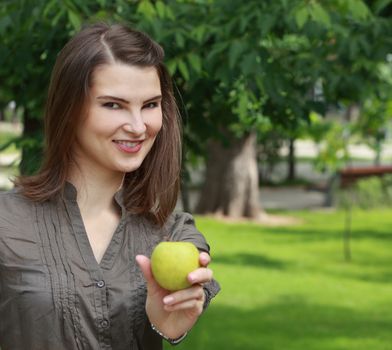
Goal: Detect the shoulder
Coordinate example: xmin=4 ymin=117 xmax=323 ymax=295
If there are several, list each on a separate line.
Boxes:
xmin=165 ymin=211 xmax=196 ymax=229
xmin=0 ymin=189 xmax=45 ymax=265
xmin=0 ymin=188 xmax=34 ymax=214
xmin=131 ymin=212 xmax=210 ymax=253
xmin=165 ymin=212 xmax=210 ymax=253
xmin=0 ymin=188 xmax=35 ymax=228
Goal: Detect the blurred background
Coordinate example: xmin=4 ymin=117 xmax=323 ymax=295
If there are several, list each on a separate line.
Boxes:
xmin=1 ymin=1 xmax=391 ymax=349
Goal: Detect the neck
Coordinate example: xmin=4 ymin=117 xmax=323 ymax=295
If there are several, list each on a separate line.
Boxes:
xmin=67 ymin=166 xmax=124 ymax=214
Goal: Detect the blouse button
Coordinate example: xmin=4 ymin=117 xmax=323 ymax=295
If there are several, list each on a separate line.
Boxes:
xmin=97 ymin=280 xmax=105 ymax=288
xmin=101 ymin=319 xmax=110 ymax=329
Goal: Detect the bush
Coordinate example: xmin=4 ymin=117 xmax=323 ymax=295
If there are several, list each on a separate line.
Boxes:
xmin=336 ymin=175 xmax=392 ymax=209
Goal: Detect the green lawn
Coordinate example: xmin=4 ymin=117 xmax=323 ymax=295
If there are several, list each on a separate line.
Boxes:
xmin=0 ymin=130 xmax=19 ymax=155
xmin=166 ymin=209 xmax=392 ymax=350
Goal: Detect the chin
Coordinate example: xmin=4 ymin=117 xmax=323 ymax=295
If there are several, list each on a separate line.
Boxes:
xmin=118 ymin=163 xmax=143 ymax=173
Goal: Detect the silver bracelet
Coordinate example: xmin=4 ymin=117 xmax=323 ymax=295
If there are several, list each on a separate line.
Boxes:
xmin=150 ymin=323 xmax=187 ymax=345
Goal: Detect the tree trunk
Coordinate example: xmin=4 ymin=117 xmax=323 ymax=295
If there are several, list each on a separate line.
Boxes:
xmin=195 ymin=132 xmax=261 ymax=219
xmin=287 ymin=137 xmax=296 ymax=181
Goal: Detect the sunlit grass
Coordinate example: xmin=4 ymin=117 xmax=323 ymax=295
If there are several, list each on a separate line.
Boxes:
xmin=166 ymin=209 xmax=392 ymax=350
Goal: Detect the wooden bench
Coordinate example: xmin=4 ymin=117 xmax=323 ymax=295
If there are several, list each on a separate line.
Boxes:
xmin=339 ymin=165 xmax=392 ymax=188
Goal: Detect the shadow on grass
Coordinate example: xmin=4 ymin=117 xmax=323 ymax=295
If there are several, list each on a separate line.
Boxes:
xmin=213 ymin=252 xmax=287 ymax=270
xmin=265 ymin=227 xmax=392 ymax=243
xmin=325 ymin=266 xmax=392 ymax=284
xmin=171 ymin=299 xmax=392 ymax=350
xmin=210 ymin=219 xmax=392 ymax=243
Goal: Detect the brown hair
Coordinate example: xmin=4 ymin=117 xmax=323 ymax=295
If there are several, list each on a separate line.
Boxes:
xmin=15 ymin=23 xmax=182 ymax=226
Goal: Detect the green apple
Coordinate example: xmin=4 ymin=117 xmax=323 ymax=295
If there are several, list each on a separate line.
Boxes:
xmin=151 ymin=241 xmax=200 ymax=291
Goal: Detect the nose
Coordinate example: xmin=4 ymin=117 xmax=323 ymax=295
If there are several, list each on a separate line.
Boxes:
xmin=123 ymin=110 xmax=147 ymax=135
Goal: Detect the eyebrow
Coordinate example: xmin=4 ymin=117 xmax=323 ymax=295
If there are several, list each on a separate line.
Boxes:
xmin=96 ymin=95 xmax=162 ymax=104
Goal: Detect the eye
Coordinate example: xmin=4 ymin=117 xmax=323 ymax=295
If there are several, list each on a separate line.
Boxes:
xmin=143 ymin=101 xmax=159 ymax=109
xmin=102 ymin=102 xmax=121 ymax=109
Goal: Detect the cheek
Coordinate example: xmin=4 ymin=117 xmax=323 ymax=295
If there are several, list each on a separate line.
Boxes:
xmin=148 ymin=113 xmax=163 ymax=136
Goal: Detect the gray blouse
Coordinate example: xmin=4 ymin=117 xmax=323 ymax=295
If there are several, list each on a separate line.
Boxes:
xmin=0 ymin=183 xmax=220 ymax=350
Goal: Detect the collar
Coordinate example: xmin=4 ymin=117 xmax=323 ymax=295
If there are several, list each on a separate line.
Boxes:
xmin=64 ymin=181 xmax=78 ymax=201
xmin=63 ymin=181 xmax=126 ymax=213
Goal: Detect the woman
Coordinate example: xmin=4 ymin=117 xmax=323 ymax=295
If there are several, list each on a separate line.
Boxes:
xmin=0 ymin=23 xmax=220 ymax=350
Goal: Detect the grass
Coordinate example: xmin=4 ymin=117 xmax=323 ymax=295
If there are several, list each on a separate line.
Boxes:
xmin=165 ymin=209 xmax=392 ymax=350
xmin=0 ymin=130 xmax=20 ymax=155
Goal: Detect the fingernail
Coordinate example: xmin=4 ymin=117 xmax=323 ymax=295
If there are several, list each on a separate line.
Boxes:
xmin=163 ymin=296 xmax=174 ymax=304
xmin=188 ymin=273 xmax=195 ymax=282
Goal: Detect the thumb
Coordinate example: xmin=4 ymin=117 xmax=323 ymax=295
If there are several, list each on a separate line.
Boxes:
xmin=135 ymin=255 xmax=159 ymax=291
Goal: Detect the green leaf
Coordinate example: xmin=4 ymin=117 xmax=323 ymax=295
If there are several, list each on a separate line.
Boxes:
xmin=310 ymin=3 xmax=331 ymax=28
xmin=0 ymin=14 xmax=12 ymax=32
xmin=347 ymin=0 xmax=370 ymax=19
xmin=51 ymin=8 xmax=65 ymax=26
xmin=237 ymin=92 xmax=249 ymax=119
xmin=187 ymin=53 xmax=202 ymax=73
xmin=155 ymin=1 xmax=166 ymax=18
xmin=206 ymin=41 xmax=230 ymax=61
xmin=68 ymin=10 xmax=81 ymax=30
xmin=136 ymin=0 xmax=156 ymax=18
xmin=167 ymin=59 xmax=177 ymax=76
xmin=175 ymin=32 xmax=185 ymax=48
xmin=373 ymin=0 xmax=392 ymax=15
xmin=178 ymin=60 xmax=190 ymax=80
xmin=191 ymin=25 xmax=207 ymax=43
xmin=239 ymin=10 xmax=255 ymax=33
xmin=242 ymin=51 xmax=258 ymax=76
xmin=229 ymin=40 xmax=246 ymax=69
xmin=43 ymin=0 xmax=57 ymax=18
xmin=295 ymin=6 xmax=309 ymax=29
xmin=167 ymin=6 xmax=176 ymax=20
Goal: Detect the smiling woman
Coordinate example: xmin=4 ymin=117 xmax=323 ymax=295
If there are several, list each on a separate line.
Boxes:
xmin=0 ymin=23 xmax=220 ymax=350
xmin=72 ymin=64 xmax=163 ymax=178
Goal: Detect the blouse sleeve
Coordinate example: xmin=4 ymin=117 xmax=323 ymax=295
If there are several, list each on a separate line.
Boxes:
xmin=168 ymin=212 xmax=221 ymax=310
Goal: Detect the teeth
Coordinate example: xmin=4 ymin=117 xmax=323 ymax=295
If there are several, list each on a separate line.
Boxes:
xmin=115 ymin=140 xmax=139 ymax=147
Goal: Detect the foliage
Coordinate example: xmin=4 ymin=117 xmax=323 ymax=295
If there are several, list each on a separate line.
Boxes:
xmin=164 ymin=209 xmax=392 ymax=349
xmin=356 ymin=175 xmax=392 ymax=208
xmin=1 ymin=0 xmax=392 ymax=175
xmin=336 ymin=175 xmax=392 ymax=209
xmin=312 ymin=115 xmax=351 ymax=173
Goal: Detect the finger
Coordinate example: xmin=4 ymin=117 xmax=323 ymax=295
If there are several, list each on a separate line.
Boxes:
xmin=135 ymin=255 xmax=156 ymax=289
xmin=199 ymin=252 xmax=211 ymax=267
xmin=164 ymin=298 xmax=204 ymax=314
xmin=163 ymin=285 xmax=204 ymax=306
xmin=188 ymin=267 xmax=213 ymax=285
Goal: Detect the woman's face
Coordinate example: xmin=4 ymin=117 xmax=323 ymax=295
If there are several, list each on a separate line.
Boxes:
xmin=72 ymin=63 xmax=163 ymax=178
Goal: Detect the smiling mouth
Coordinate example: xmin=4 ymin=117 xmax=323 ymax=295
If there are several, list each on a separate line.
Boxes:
xmin=113 ymin=139 xmax=144 ymax=154
xmin=113 ymin=140 xmax=142 ymax=147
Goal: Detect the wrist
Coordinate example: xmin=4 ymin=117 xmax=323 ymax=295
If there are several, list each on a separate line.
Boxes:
xmin=150 ymin=323 xmax=187 ymax=345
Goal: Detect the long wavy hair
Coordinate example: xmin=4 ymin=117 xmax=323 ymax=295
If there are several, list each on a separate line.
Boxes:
xmin=15 ymin=23 xmax=182 ymax=226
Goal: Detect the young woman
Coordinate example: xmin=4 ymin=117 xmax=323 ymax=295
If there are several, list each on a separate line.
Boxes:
xmin=0 ymin=23 xmax=220 ymax=350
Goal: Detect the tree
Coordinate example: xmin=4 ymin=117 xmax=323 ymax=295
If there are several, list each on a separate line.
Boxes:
xmin=155 ymin=0 xmax=392 ymax=218
xmin=150 ymin=0 xmax=329 ymax=218
xmin=1 ymin=0 xmax=391 ymax=220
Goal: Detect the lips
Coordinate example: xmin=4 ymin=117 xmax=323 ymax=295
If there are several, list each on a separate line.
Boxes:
xmin=113 ymin=140 xmax=141 ymax=147
xmin=113 ymin=139 xmax=143 ymax=154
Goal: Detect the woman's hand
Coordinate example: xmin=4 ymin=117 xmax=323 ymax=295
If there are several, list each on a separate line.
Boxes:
xmin=135 ymin=251 xmax=213 ymax=340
